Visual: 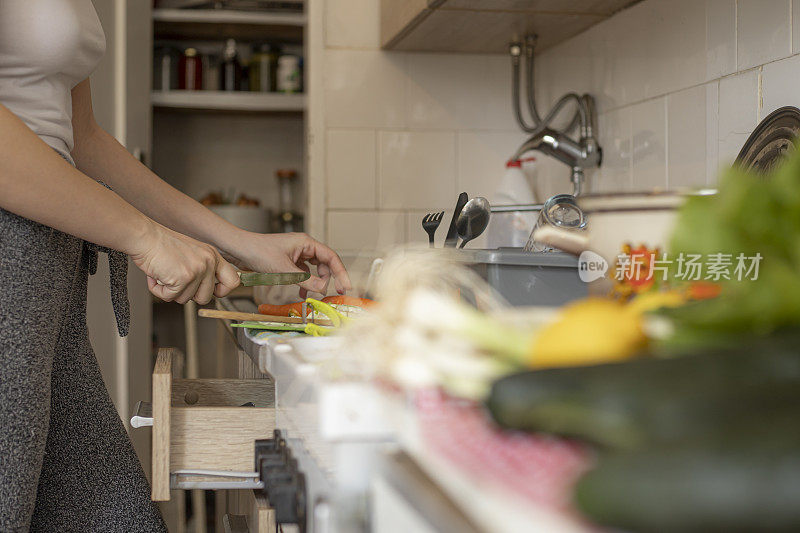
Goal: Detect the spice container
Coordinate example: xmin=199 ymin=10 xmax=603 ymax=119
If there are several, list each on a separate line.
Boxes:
xmin=220 ymin=38 xmax=242 ymax=91
xmin=276 ymin=55 xmax=301 ymax=93
xmin=202 ymin=53 xmax=220 ymax=92
xmin=153 ymin=46 xmax=179 ymax=91
xmin=249 ymin=44 xmax=276 ymax=92
xmin=275 ymin=169 xmax=300 ymax=232
xmin=178 ymin=47 xmax=203 ymax=90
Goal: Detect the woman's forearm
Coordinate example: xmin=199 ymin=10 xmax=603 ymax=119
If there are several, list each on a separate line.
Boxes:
xmin=70 ymin=79 xmax=247 ymax=258
xmin=71 ymin=121 xmax=248 ymax=258
xmin=0 ymin=104 xmax=155 ymax=256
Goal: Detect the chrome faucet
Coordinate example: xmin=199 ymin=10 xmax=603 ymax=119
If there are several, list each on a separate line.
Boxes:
xmin=509 ymin=35 xmax=602 ymax=196
xmin=510 ymin=126 xmax=601 ymax=196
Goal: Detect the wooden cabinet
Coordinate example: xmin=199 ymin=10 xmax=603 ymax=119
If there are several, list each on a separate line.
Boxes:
xmin=381 ymin=0 xmax=641 ymax=53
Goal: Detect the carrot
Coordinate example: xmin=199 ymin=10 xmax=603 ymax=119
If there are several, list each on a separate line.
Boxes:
xmin=258 ymin=296 xmax=374 ymax=317
xmin=257 ymin=302 xmax=304 ymax=317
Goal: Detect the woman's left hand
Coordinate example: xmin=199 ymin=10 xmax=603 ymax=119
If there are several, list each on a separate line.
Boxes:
xmin=227 ymin=232 xmax=352 ymax=298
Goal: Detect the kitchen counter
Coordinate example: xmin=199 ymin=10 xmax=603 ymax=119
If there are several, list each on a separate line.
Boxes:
xmin=227 ymin=299 xmax=592 ymax=533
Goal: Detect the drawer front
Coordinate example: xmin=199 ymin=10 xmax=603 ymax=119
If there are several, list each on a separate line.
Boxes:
xmin=150 ymin=348 xmax=275 ymax=501
xmin=171 ymin=407 xmax=275 ymax=472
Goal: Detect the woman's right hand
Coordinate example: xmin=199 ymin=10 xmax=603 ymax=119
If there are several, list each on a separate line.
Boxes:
xmin=130 ymin=222 xmax=241 ymax=304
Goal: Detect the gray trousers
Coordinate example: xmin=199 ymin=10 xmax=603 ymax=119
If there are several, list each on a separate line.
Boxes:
xmin=0 ymin=207 xmax=166 ymax=532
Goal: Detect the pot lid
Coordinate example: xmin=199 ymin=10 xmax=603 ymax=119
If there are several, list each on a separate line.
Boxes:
xmin=735 ymin=106 xmax=800 ymax=174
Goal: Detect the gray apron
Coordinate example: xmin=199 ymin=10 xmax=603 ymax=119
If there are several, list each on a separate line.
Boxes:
xmin=0 ymin=168 xmax=166 ymax=530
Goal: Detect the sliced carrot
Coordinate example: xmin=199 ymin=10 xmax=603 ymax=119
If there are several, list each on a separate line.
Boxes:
xmin=258 ymin=297 xmax=373 ymax=317
xmin=258 ymin=302 xmax=304 ymax=317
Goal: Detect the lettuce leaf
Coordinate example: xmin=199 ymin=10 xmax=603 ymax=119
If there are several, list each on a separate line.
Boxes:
xmin=663 ymin=146 xmax=800 ymax=344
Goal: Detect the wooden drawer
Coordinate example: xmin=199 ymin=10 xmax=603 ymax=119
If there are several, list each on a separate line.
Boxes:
xmin=150 ymin=348 xmax=275 ymax=501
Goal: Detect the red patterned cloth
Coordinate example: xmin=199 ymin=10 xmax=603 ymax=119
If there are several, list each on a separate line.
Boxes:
xmin=415 ymin=388 xmax=593 ymax=511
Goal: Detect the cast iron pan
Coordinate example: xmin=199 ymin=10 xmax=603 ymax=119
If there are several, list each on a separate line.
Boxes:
xmin=735 ymin=106 xmax=800 ymax=174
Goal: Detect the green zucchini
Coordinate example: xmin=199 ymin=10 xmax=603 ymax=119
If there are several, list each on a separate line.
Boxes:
xmin=486 ymin=333 xmax=800 ymax=450
xmin=575 ymin=448 xmax=800 ymax=532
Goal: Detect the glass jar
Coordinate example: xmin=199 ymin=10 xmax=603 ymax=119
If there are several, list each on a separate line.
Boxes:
xmin=249 ymin=44 xmax=276 ymax=92
xmin=153 ymin=46 xmax=179 ymax=91
xmin=178 ymin=47 xmax=202 ymax=90
xmin=219 ymin=38 xmax=242 ymax=91
xmin=276 ymin=55 xmax=301 ymax=93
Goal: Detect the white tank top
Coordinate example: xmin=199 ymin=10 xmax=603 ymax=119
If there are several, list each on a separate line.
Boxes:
xmin=0 ymin=0 xmax=106 ymax=164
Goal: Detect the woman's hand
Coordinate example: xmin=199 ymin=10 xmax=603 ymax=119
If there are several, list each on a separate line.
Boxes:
xmin=228 ymin=232 xmax=352 ymax=298
xmin=131 ymin=222 xmax=241 ymax=304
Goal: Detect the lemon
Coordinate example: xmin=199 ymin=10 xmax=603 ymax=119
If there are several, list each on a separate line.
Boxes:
xmin=530 ymin=298 xmax=646 ymax=368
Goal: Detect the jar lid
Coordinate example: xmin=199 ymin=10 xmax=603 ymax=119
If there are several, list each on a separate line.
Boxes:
xmin=276 ymin=169 xmax=298 ymax=179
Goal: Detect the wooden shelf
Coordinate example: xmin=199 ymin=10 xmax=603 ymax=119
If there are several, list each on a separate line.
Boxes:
xmin=381 ymin=0 xmax=641 ymax=54
xmin=153 ymin=8 xmax=305 ymax=42
xmin=151 ymin=90 xmax=305 ymax=112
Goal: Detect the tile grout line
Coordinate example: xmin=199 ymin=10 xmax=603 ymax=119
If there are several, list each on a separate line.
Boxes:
xmin=664 ymin=96 xmax=670 ymax=190
xmin=628 ymin=104 xmax=633 ymax=190
xmin=734 ymin=0 xmax=739 ymax=72
xmin=374 ymin=129 xmax=380 ymax=210
xmin=598 ymin=50 xmax=795 ymax=120
xmin=757 ymin=66 xmax=763 ymax=121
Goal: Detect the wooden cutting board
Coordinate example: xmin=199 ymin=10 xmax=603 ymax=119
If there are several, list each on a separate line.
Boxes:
xmin=198 ymin=308 xmax=333 ymax=327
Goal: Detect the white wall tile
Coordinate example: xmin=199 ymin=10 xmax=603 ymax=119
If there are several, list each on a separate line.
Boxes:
xmin=718 ymin=132 xmax=752 ymax=168
xmin=534 ymin=157 xmax=574 ymax=199
xmin=718 ymin=69 xmax=760 ymax=166
xmin=533 ymin=25 xmax=600 ymax=112
xmin=761 ymin=54 xmax=800 ymax=116
xmin=405 ymin=54 xmax=516 ymax=131
xmin=378 ymin=131 xmax=456 ymax=210
xmin=456 ymin=131 xmax=529 ymax=201
xmin=536 ymin=0 xmax=733 ymax=113
xmin=405 ymin=54 xmax=487 ymax=130
xmin=324 ymin=50 xmax=407 ymax=128
xmin=630 ymin=97 xmax=667 ymax=190
xmin=327 ymin=211 xmax=406 ymax=252
xmin=324 ymin=0 xmax=380 ymax=49
xmin=668 ymin=84 xmax=713 ymax=189
xmin=736 ymin=0 xmax=792 ymax=70
xmin=595 ymin=107 xmax=632 ymax=192
xmin=705 ymin=0 xmax=737 ymax=80
xmin=326 ymin=129 xmax=376 ymax=209
xmin=635 ymin=1 xmax=708 ymax=99
xmin=794 ymin=0 xmax=800 ymax=53
xmin=483 ymin=55 xmax=519 ymax=130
